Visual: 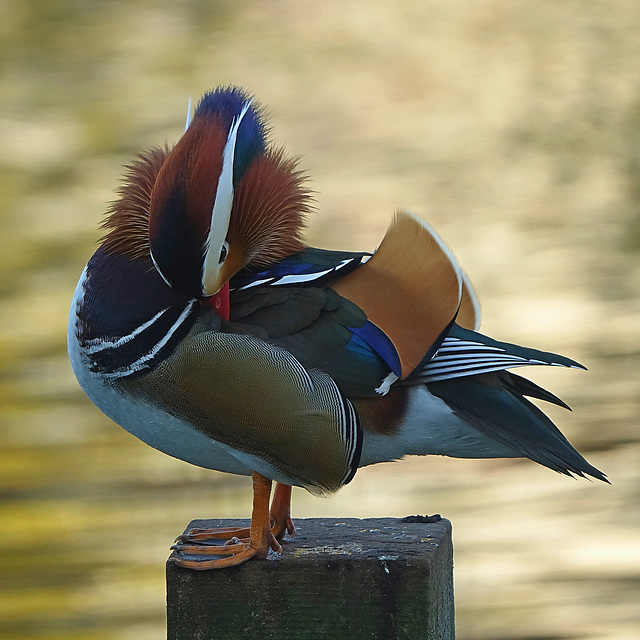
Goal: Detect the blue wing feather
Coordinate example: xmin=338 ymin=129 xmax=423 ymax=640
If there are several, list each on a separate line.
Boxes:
xmin=349 ymin=322 xmax=402 ymax=377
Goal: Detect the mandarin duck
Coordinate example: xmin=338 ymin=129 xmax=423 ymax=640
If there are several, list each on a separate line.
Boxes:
xmin=68 ymin=86 xmax=606 ymax=570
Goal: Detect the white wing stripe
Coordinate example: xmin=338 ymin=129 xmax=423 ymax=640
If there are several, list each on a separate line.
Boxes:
xmin=235 ymin=258 xmax=360 ymax=291
xmin=274 ymin=269 xmax=334 ymax=285
xmin=437 ymin=339 xmax=504 ymax=351
xmin=426 ymin=358 xmax=536 ymax=373
xmin=423 ymin=336 xmax=563 ymax=382
xmin=431 ymin=353 xmax=527 ymax=363
xmin=423 ymin=363 xmax=535 ymax=383
xmin=237 ymin=277 xmax=274 ymax=290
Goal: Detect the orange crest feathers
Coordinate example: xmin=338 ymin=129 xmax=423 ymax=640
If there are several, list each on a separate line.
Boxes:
xmin=99 ymin=144 xmax=312 ymax=273
xmin=100 ymin=147 xmax=169 ymax=262
xmin=229 ymin=148 xmax=312 ymax=268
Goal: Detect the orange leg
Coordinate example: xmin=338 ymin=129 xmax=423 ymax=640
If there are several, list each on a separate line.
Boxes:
xmin=170 ymin=472 xmax=284 ymax=570
xmin=175 ymin=481 xmax=295 ymax=545
xmin=270 ymin=482 xmax=296 ymax=540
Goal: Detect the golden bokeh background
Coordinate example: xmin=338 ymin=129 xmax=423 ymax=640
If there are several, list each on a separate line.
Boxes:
xmin=1 ymin=1 xmax=638 ymax=638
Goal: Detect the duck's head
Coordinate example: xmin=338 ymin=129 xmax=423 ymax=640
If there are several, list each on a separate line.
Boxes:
xmin=145 ymin=87 xmax=310 ymax=301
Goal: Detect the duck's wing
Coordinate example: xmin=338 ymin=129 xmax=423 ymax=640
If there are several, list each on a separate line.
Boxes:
xmin=230 ymin=212 xmax=485 ymax=390
xmin=330 ymin=211 xmax=481 ymax=378
xmin=229 ymin=275 xmax=391 ymax=398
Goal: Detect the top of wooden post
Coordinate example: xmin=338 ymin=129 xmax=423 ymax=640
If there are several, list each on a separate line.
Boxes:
xmin=167 ymin=516 xmax=454 ymax=640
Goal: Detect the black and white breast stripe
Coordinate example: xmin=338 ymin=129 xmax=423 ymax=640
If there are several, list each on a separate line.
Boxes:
xmin=339 ymin=396 xmax=361 ymax=485
xmin=83 ymin=301 xmax=198 ymax=380
xmin=421 ymin=337 xmax=570 ymax=383
xmin=306 ymin=369 xmax=362 ymax=489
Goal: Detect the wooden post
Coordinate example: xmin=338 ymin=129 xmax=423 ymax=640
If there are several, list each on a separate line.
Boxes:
xmin=166 ymin=517 xmax=454 ymax=640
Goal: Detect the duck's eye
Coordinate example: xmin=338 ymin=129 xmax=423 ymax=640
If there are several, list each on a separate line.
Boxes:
xmin=219 ymin=242 xmax=229 ymax=264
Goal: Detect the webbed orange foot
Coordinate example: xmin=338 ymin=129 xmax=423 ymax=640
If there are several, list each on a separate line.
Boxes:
xmin=170 ymin=473 xmax=289 ymax=570
xmin=174 ymin=525 xmax=251 ymax=544
xmin=170 ymin=533 xmax=282 ymax=569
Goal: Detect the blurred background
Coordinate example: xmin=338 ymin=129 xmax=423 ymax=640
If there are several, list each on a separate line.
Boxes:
xmin=1 ymin=1 xmax=638 ymax=638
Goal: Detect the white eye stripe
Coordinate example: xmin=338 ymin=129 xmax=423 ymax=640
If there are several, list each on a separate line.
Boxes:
xmin=202 ymin=99 xmax=253 ymax=295
xmin=184 ymin=95 xmax=193 ymax=132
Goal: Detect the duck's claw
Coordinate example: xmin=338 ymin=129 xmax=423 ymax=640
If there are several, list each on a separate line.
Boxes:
xmin=174 ymin=526 xmax=250 ymax=544
xmin=170 ymin=473 xmax=287 ymax=570
xmin=169 ymin=542 xmax=261 ymax=570
xmin=270 ymin=482 xmax=296 ymax=540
